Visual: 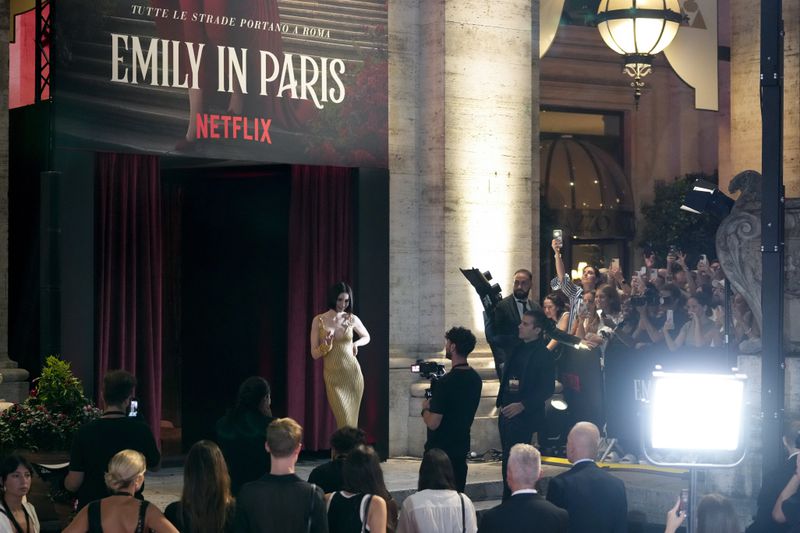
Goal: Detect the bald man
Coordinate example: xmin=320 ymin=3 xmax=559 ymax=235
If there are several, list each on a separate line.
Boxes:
xmin=546 ymin=422 xmax=628 ymax=533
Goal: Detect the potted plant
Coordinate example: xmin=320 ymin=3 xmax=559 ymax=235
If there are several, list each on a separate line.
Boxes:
xmin=0 ymin=356 xmax=100 ymax=524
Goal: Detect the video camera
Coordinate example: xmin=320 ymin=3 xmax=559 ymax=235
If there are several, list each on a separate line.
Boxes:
xmin=460 ymin=268 xmax=503 ymax=312
xmin=411 ymin=360 xmax=446 ymax=399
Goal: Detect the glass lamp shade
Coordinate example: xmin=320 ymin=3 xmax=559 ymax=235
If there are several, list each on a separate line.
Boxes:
xmin=596 ymin=0 xmax=682 ymax=57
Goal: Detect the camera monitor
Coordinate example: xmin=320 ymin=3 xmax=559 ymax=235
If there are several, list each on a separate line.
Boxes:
xmin=642 ymin=370 xmax=747 ymax=467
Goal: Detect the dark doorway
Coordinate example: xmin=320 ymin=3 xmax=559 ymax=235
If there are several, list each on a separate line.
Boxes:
xmin=161 ymin=167 xmax=291 ymax=450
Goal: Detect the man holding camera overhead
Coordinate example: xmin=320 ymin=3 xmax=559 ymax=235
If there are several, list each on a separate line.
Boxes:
xmin=420 ymin=326 xmax=483 ymax=492
xmin=486 ymin=268 xmax=541 ymax=379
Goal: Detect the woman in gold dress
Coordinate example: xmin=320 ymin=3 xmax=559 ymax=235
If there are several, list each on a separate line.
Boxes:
xmin=310 ymin=282 xmax=371 ymax=428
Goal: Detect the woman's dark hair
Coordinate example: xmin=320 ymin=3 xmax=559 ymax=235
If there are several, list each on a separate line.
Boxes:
xmin=582 ymin=265 xmax=605 ymax=286
xmin=597 ymin=284 xmax=622 ymax=314
xmin=696 ymin=493 xmax=740 ymax=533
xmin=327 ymin=282 xmax=354 ymax=313
xmin=0 ymin=455 xmax=34 ymax=484
xmin=342 ymin=445 xmax=391 ymax=501
xmin=182 ymin=440 xmax=235 ymax=533
xmin=234 ymin=376 xmax=271 ymax=416
xmin=544 ymin=292 xmax=567 ymax=316
xmin=690 ymin=292 xmax=714 ymax=317
xmin=331 ymin=427 xmax=367 ymax=456
xmin=418 ymin=448 xmax=456 ymax=491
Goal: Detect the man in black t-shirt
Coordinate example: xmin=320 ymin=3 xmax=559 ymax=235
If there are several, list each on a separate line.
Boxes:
xmin=235 ymin=418 xmax=327 ymax=533
xmin=421 ymin=326 xmax=483 ymax=491
xmin=65 ymin=370 xmax=160 ymax=508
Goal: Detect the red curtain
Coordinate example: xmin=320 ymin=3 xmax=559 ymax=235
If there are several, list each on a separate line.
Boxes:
xmin=96 ymin=153 xmax=163 ymax=445
xmin=286 ymin=166 xmax=354 ymax=450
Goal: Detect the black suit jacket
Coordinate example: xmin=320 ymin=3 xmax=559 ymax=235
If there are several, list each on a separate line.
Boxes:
xmin=493 ymin=295 xmax=539 ymax=337
xmin=546 ymin=461 xmax=628 ymax=533
xmin=496 ymin=337 xmax=555 ymax=429
xmin=479 ymin=492 xmax=568 ymax=533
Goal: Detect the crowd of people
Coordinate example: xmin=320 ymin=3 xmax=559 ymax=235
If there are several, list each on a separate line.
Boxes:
xmin=488 ymin=240 xmax=767 ymax=457
xmin=548 ymin=239 xmax=762 ymax=357
xmin=0 ymin=269 xmax=774 ymax=532
xmin=0 ymin=364 xmax=792 ymax=533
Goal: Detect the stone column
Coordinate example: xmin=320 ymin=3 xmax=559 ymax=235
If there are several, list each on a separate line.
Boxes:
xmin=0 ymin=4 xmax=30 ymax=402
xmin=728 ymin=0 xmax=799 ymax=195
xmin=388 ymin=0 xmax=537 ymax=455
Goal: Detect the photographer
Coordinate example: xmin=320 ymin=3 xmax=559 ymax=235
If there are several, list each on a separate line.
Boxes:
xmin=421 ymin=327 xmax=483 ymax=492
xmin=486 ymin=268 xmax=540 ymax=379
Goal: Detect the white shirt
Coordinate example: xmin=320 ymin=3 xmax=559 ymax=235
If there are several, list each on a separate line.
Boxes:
xmin=397 ymin=489 xmax=477 ymax=533
xmin=516 ymin=299 xmax=528 ymax=318
xmin=0 ymin=500 xmax=40 ymax=533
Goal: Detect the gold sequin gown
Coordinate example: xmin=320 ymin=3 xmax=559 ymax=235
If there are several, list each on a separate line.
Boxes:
xmin=322 ymin=324 xmax=364 ymax=428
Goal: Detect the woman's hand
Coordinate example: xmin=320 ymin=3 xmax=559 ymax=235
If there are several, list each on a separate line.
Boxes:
xmin=584 ymin=333 xmax=603 ymax=348
xmin=551 ymin=238 xmax=562 ymax=254
xmin=664 ymin=497 xmax=686 ymax=533
xmin=677 ymin=251 xmax=688 ymax=269
xmin=320 ymin=330 xmax=334 ymax=355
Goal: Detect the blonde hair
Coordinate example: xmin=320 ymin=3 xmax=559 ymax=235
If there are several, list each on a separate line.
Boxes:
xmin=266 ymin=418 xmax=303 ymax=458
xmin=104 ymin=449 xmax=146 ymax=492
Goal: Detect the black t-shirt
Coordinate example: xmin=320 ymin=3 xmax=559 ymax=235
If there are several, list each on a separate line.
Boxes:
xmin=307 ymin=457 xmax=345 ymax=494
xmin=216 ymin=410 xmax=274 ymax=495
xmin=234 ymin=473 xmax=328 ymax=533
xmin=69 ymin=416 xmax=160 ymax=508
xmin=425 ymin=366 xmax=483 ymax=455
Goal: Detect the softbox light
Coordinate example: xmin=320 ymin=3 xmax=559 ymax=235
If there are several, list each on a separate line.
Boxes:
xmin=642 ymin=370 xmax=747 ymax=467
xmin=680 ymin=179 xmax=735 ymax=218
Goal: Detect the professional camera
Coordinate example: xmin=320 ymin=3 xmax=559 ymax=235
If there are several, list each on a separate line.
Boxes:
xmin=460 ymin=268 xmax=503 ymax=312
xmin=630 ymin=286 xmax=660 ymax=307
xmin=411 ymin=360 xmax=446 ymax=399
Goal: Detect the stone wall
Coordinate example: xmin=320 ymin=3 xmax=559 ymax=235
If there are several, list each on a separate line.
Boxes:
xmin=727 ymin=0 xmax=799 ymax=196
xmin=387 ymin=0 xmax=537 ymax=455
